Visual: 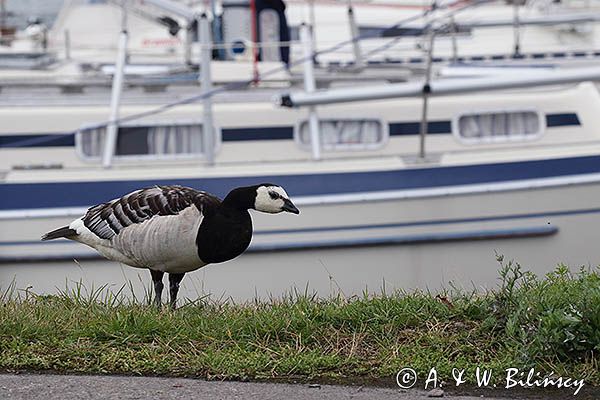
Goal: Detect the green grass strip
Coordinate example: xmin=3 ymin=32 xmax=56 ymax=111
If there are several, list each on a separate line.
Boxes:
xmin=0 ymin=259 xmax=598 ymax=385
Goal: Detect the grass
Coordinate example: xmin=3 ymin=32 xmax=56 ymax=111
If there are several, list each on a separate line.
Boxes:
xmin=0 ymin=258 xmax=598 ymax=387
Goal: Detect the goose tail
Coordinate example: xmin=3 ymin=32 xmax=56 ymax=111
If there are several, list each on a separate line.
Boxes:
xmin=42 ymin=226 xmax=77 ymax=241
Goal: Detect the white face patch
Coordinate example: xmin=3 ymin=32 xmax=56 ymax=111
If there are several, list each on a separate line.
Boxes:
xmin=254 ymin=185 xmax=289 ymax=214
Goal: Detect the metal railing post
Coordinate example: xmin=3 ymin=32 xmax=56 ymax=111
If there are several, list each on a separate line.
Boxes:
xmin=250 ymin=0 xmax=259 ymax=84
xmin=513 ymin=1 xmax=521 ymax=56
xmin=199 ymin=13 xmax=215 ymax=166
xmin=308 ymin=0 xmax=317 ymax=55
xmin=419 ymin=26 xmax=435 ymax=160
xmin=300 ymin=23 xmax=320 ymax=161
xmin=102 ymin=1 xmax=128 ymax=168
xmin=64 ymin=29 xmax=71 ymax=60
xmin=184 ymin=22 xmax=192 ymax=65
xmin=347 ymin=2 xmax=364 ymax=69
xmin=450 ymin=15 xmax=457 ymax=63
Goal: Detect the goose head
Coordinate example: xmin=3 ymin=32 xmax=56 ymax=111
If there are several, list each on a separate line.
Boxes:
xmin=223 ymin=184 xmax=300 ymax=214
xmin=254 ymin=184 xmax=299 ymax=214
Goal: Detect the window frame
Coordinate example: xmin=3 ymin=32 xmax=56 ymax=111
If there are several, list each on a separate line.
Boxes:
xmin=294 ymin=118 xmax=389 ymax=152
xmin=75 ymin=119 xmax=222 ymax=163
xmin=451 ymin=108 xmax=545 ymax=145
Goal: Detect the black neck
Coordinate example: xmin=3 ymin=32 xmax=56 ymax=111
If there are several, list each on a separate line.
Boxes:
xmin=222 ymin=186 xmax=257 ymax=210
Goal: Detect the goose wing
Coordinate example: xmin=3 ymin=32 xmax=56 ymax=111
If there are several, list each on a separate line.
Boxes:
xmin=82 ymin=185 xmax=220 ymax=240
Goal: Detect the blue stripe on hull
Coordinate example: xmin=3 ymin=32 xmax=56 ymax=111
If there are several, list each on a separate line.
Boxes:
xmin=259 ymin=207 xmax=600 ymax=235
xmin=222 ymin=126 xmax=293 ymax=141
xmin=389 ymin=120 xmax=451 ymax=135
xmin=0 ymin=225 xmax=558 ymax=262
xmin=3 ymin=154 xmax=600 ymax=210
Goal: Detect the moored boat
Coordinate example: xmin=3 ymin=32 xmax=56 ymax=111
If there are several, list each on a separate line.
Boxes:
xmin=3 ymin=0 xmax=600 ymax=302
xmin=2 ymin=79 xmax=600 ymax=300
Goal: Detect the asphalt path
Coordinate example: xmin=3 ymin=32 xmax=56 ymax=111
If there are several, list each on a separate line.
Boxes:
xmin=0 ymin=373 xmax=596 ymax=400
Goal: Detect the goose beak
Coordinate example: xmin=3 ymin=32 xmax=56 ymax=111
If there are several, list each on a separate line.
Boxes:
xmin=282 ymin=198 xmax=300 ymax=214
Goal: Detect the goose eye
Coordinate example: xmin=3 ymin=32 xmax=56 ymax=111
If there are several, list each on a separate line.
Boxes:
xmin=268 ymin=191 xmax=280 ymax=200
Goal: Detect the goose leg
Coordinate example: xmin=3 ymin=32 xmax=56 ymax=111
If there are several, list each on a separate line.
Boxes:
xmin=150 ymin=270 xmax=164 ymax=307
xmin=169 ymin=273 xmax=185 ymax=310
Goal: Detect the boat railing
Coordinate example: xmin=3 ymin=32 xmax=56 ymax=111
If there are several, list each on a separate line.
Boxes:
xmin=280 ymin=4 xmax=600 ymax=161
xmin=96 ymin=0 xmax=476 ymax=167
xmin=13 ymin=0 xmax=600 ymax=78
xmin=48 ymin=0 xmax=600 ymax=168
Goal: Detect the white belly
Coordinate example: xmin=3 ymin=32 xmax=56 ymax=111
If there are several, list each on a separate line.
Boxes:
xmin=71 ymin=206 xmax=206 ymax=273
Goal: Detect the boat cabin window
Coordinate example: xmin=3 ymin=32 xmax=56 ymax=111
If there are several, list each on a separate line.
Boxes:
xmin=76 ymin=121 xmax=220 ymax=161
xmin=453 ymin=110 xmax=544 ymax=144
xmin=295 ymin=119 xmax=387 ymax=151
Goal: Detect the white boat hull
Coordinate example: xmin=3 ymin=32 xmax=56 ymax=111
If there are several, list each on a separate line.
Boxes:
xmin=3 ymin=173 xmax=600 ymax=302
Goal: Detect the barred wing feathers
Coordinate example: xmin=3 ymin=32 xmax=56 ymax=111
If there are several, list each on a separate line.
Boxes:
xmin=82 ymin=185 xmax=220 ymax=240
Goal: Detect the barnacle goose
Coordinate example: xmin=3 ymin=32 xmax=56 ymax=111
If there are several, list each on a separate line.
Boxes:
xmin=41 ymin=184 xmax=299 ymax=309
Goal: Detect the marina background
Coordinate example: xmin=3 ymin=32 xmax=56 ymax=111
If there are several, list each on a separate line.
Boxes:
xmin=2 ymin=0 xmax=64 ymax=29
